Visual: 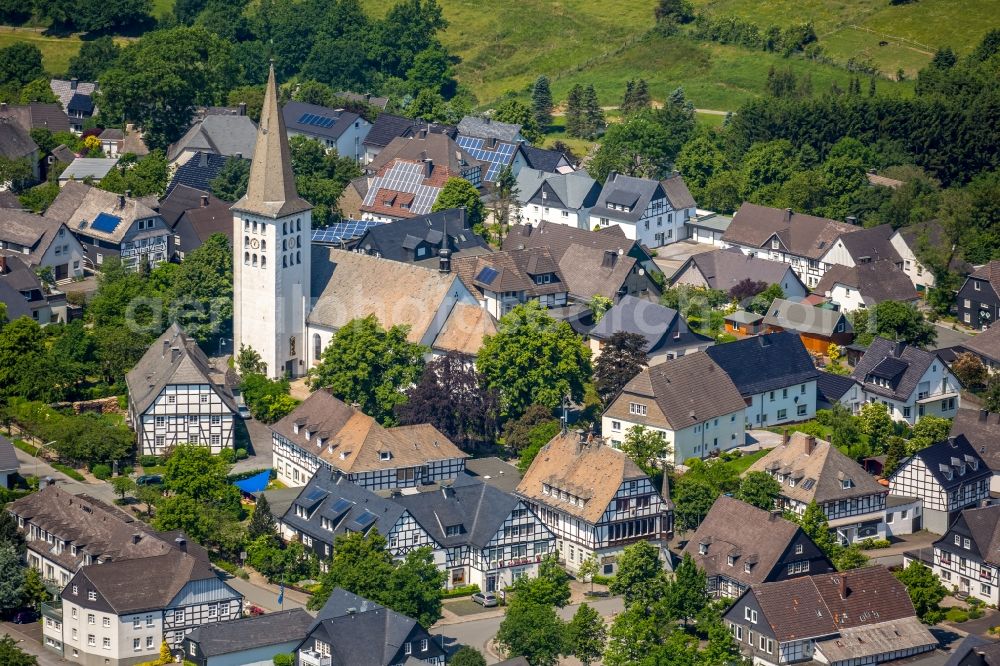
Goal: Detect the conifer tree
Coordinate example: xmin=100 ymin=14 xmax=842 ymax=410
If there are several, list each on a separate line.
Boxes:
xmin=565 ymin=84 xmax=584 ymax=138
xmin=582 ymin=84 xmax=604 ymax=139
xmin=531 ymin=75 xmax=553 ymax=130
xmin=248 ymin=494 xmax=276 ymax=540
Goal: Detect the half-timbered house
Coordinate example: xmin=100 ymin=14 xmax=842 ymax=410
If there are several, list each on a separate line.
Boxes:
xmin=746 ymin=432 xmax=889 ymax=544
xmin=126 ymin=323 xmax=239 ymax=456
xmin=681 ymin=495 xmax=834 ymax=599
xmin=929 ymin=504 xmax=1000 ymax=605
xmin=888 ymin=436 xmax=991 ymax=534
xmin=723 ymin=567 xmax=936 ymax=666
xmin=50 ymin=538 xmax=242 ymax=665
xmin=270 ymin=389 xmax=467 ymax=489
xmin=516 ymin=430 xmax=673 ymax=576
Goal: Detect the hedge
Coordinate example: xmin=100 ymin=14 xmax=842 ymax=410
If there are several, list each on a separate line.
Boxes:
xmin=443 ymin=584 xmax=481 ymax=599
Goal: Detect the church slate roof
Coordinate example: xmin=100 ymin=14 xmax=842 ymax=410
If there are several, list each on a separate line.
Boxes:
xmin=185 ymin=609 xmax=312 ymax=658
xmin=705 ymin=331 xmax=819 ymax=396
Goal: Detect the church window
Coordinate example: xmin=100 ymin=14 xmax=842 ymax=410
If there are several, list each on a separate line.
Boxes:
xmin=252 ymin=254 xmax=258 ymax=267
xmin=313 ymin=334 xmax=322 ymax=359
xmin=297 ymin=236 xmax=302 ymax=248
xmin=283 ymin=222 xmax=287 ymax=235
xmin=244 ymin=220 xmax=249 ymax=231
xmin=283 ymin=256 xmax=287 ymax=268
xmin=290 ymin=337 xmax=296 ymax=357
xmin=244 ymin=236 xmax=249 ymax=248
xmin=244 ymin=252 xmax=249 ymax=265
xmin=261 ymin=256 xmax=266 ymax=268
xmin=261 ymin=239 xmax=266 ymax=252
xmin=296 ymin=219 xmax=301 ymax=231
xmin=282 ymin=239 xmax=287 ymax=251
xmin=252 ymin=221 xmax=258 ymax=233
xmin=296 ymin=250 xmax=301 ymax=264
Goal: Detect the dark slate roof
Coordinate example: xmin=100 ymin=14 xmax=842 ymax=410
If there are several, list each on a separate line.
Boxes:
xmin=363 ymin=113 xmax=455 ymax=149
xmin=520 ymin=145 xmax=570 ymax=173
xmin=393 ymin=474 xmax=522 ymax=549
xmin=184 ymin=609 xmax=313 ymax=657
xmin=910 ymin=437 xmax=991 ymax=491
xmin=0 ymin=434 xmax=18 ymax=473
xmin=589 ymin=294 xmax=711 ymax=353
xmin=306 ymin=603 xmax=443 ymax=666
xmin=763 ymin=298 xmax=852 ymax=338
xmin=158 ymin=184 xmax=209 ymax=227
xmin=313 ymin=587 xmax=385 ymax=628
xmin=457 ymin=116 xmax=521 ymax=142
xmin=165 ymin=151 xmax=231 ymax=196
xmin=816 ymin=371 xmax=858 ymax=404
xmin=591 ymin=173 xmax=663 ymax=223
xmin=503 ymin=221 xmax=648 ymax=264
xmin=942 ymin=635 xmax=997 ymax=666
xmin=936 ymin=505 xmax=1000 ymax=568
xmin=280 ymin=467 xmax=407 ymax=547
xmin=354 ymin=208 xmax=490 ymax=265
xmin=283 ymin=100 xmax=361 ymax=140
xmin=463 ymin=457 xmax=522 ymax=493
xmin=951 ymin=407 xmax=1000 ymax=472
xmin=705 ymin=331 xmax=819 ymax=396
xmin=850 ymin=337 xmax=944 ymax=402
xmin=722 ymin=203 xmax=860 ymax=259
xmin=0 ymin=122 xmax=38 ymax=160
xmin=660 ymin=174 xmax=696 ymax=209
xmin=958 ymin=324 xmax=1000 ymax=364
xmin=67 ymin=93 xmax=95 ymax=115
xmin=834 ymin=224 xmax=901 ymax=264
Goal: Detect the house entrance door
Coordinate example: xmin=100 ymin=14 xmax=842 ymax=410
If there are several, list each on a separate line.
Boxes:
xmin=486 ymin=575 xmax=497 ymax=592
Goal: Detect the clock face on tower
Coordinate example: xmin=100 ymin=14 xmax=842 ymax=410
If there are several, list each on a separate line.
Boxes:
xmin=250 ymin=238 xmax=260 ymax=249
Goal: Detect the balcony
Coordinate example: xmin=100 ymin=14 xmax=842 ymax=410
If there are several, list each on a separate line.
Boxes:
xmin=41 ymin=601 xmax=62 ymax=622
xmin=299 ymin=650 xmax=332 ymax=666
xmin=916 ymin=390 xmax=959 ymax=404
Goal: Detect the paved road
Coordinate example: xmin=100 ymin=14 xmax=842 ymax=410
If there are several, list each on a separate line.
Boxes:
xmin=436 ymin=596 xmax=624 ymax=664
xmin=10 ymin=446 xmax=119 ymax=506
xmin=220 ymin=574 xmax=310 ymax=613
xmin=2 ymin=621 xmax=71 ymax=666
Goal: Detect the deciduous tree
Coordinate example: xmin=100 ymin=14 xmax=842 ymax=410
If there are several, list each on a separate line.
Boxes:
xmin=495 ymin=596 xmax=565 ymax=666
xmin=565 ymin=603 xmax=606 ymax=666
xmin=620 ymin=426 xmax=668 ymax=477
xmin=735 ymin=470 xmax=781 ymax=510
xmin=952 ymin=352 xmax=987 ymax=389
xmin=665 ymin=553 xmax=708 ymax=625
xmin=609 ymin=540 xmax=667 ymax=609
xmin=593 ymin=331 xmax=646 ymax=406
xmin=672 ymin=477 xmax=716 ymax=533
xmin=859 ymin=402 xmax=894 ymax=455
xmin=894 ymin=561 xmax=947 ymax=623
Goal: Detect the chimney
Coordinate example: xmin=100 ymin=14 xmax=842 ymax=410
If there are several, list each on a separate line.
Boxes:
xmin=70 ymin=78 xmax=78 ymax=90
xmin=161 ymin=339 xmax=170 ymax=357
xmin=131 ymin=533 xmax=142 ymax=544
xmin=200 ymin=194 xmax=209 ymax=207
xmin=125 ymin=189 xmax=132 ymax=199
xmin=175 ymin=536 xmax=187 ymax=553
xmin=846 ymin=215 xmax=858 ymax=225
xmin=170 ymin=346 xmax=181 ymax=362
xmin=892 ymin=340 xmax=905 ymax=358
xmin=785 ymin=207 xmax=793 ymax=222
xmin=118 ymin=194 xmax=125 ymax=209
xmin=839 ymin=575 xmax=849 ymax=599
xmin=948 ymin=436 xmax=958 ymax=448
xmin=981 ymin=409 xmax=989 ymax=423
xmin=608 ymin=170 xmax=618 ymax=182
xmin=484 ymin=117 xmax=491 ymax=124
xmin=805 ymin=436 xmax=817 ymax=455
xmin=238 ymin=102 xmax=247 ymax=116
xmin=234 ymin=152 xmax=242 ymax=160
xmin=782 ymin=429 xmax=789 ymax=447
xmin=438 ymin=248 xmax=451 ymax=274
xmin=423 ymin=158 xmax=433 ymax=178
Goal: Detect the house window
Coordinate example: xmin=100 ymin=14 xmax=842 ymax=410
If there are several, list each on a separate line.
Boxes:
xmin=797 ymin=404 xmax=807 ymax=416
xmin=629 ymin=403 xmax=647 ymax=416
xmin=88 ymin=635 xmax=95 ymax=647
xmin=727 ymin=555 xmax=736 ymax=566
xmin=983 ymin=584 xmax=992 ymax=595
xmin=699 ymin=543 xmax=708 ymax=555
xmin=842 ymin=479 xmax=854 ymax=489
xmin=975 ymin=281 xmax=981 ymax=291
xmin=146 ymin=637 xmax=154 ymax=648
xmin=168 ymin=395 xmax=175 ymax=404
xmin=134 ymin=638 xmax=141 ymax=651
xmin=769 ymin=391 xmax=775 ymax=402
xmin=771 ymin=239 xmax=780 ymax=249
xmin=795 ymin=544 xmax=803 ymax=554
xmin=103 ymin=637 xmax=111 ymax=649
xmin=102 ymin=617 xmax=110 ymax=627
xmin=744 ymin=607 xmax=758 ymax=623
xmin=744 ymin=563 xmax=752 ymax=573
xmin=88 ymin=614 xmax=95 ymax=625
xmin=88 ymin=591 xmax=96 ymax=601
xmin=612 ymin=421 xmax=621 ymax=431
xmin=155 ymin=416 xmax=165 ymax=427
xmin=965 ymin=538 xmax=971 ymax=549
xmin=777 ymin=409 xmax=787 ymax=420
xmin=405 ymin=643 xmax=412 ymax=655
xmin=211 ymin=415 xmax=221 ymax=425
xmin=133 ymin=618 xmax=141 ymax=629
xmin=421 ymin=639 xmax=429 ymax=651
xmin=211 ymin=435 xmax=221 ymax=446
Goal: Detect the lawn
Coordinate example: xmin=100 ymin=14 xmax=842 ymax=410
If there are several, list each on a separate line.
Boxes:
xmin=0 ymin=28 xmax=83 ymax=76
xmin=725 ymin=448 xmax=771 ymax=474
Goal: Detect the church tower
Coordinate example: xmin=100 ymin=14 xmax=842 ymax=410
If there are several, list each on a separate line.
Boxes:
xmin=232 ymin=64 xmax=312 ymax=378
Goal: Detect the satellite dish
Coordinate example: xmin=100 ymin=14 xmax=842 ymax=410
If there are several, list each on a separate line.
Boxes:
xmin=618 ymin=248 xmax=624 ymax=255
xmin=638 ymin=268 xmax=645 ymax=276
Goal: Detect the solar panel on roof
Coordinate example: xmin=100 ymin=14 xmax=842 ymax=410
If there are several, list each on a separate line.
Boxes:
xmin=298 ymin=113 xmax=312 ymax=124
xmin=354 ymin=511 xmax=377 ymax=528
xmin=476 ymin=266 xmax=499 ymax=284
xmin=330 ymin=498 xmax=352 ymax=514
xmin=304 ymin=488 xmax=327 ymax=503
xmin=91 ymin=212 xmax=122 ymax=234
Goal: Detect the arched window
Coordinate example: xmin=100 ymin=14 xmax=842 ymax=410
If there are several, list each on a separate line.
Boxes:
xmin=282 ymin=239 xmax=287 ymax=251
xmin=244 ymin=236 xmax=249 ymax=248
xmin=297 ymin=235 xmax=302 ymax=248
xmin=296 ymin=250 xmax=301 ymax=264
xmin=296 ymin=219 xmax=301 ymax=232
xmin=261 ymin=239 xmax=266 ymax=252
xmin=261 ymin=256 xmax=266 ymax=268
xmin=252 ymin=254 xmax=258 ymax=267
xmin=282 ymin=222 xmax=287 ymax=235
xmin=282 ymin=255 xmax=287 ymax=268
xmin=252 ymin=221 xmax=258 ymax=233
xmin=244 ymin=220 xmax=249 ymax=231
xmin=244 ymin=252 xmax=249 ymax=265
xmin=313 ymin=333 xmax=322 ymax=359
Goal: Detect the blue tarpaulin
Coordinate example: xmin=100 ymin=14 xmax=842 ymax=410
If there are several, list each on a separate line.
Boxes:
xmin=234 ymin=470 xmax=270 ymax=494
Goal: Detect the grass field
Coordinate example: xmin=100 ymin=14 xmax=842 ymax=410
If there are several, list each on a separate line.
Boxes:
xmin=0 ymin=27 xmax=84 ymax=75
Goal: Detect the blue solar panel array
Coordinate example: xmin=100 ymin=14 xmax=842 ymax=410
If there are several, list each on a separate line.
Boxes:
xmin=456 ymin=135 xmax=516 ymax=182
xmin=311 ymin=219 xmax=384 ymax=245
xmin=91 ymin=212 xmax=122 ymax=234
xmin=297 ymin=112 xmax=337 ymax=129
xmin=476 ymin=266 xmax=499 ymax=284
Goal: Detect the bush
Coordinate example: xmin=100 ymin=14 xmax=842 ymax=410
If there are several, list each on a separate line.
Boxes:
xmin=592 ymin=574 xmax=615 ymax=585
xmin=970 ymin=606 xmax=985 ymax=620
xmin=273 ymin=654 xmax=294 ymax=666
xmin=236 ymin=448 xmax=248 ymax=460
xmin=218 ymin=449 xmax=236 ymax=464
xmin=859 ymin=538 xmax=891 ymax=549
xmin=945 ymin=608 xmax=969 ymax=623
xmin=12 ymin=439 xmax=39 ymax=456
xmin=139 ymin=455 xmax=161 ymax=467
xmin=442 ymin=584 xmax=481 ymax=599
xmin=92 ymin=464 xmax=112 ymax=480
xmin=51 ymin=463 xmax=85 ymax=481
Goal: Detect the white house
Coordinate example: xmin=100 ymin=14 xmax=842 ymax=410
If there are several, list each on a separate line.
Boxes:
xmin=452 ymin=248 xmax=568 ymax=320
xmin=513 ymin=168 xmax=601 ymax=229
xmin=125 ymin=323 xmax=239 ymax=457
xmin=1 ymin=209 xmax=86 ymax=280
xmin=705 ymin=332 xmax=819 ymax=428
xmin=588 ymin=173 xmax=695 ymax=248
xmin=851 ymin=337 xmax=961 ymax=424
xmin=602 ymin=352 xmax=746 ymax=463
xmin=888 ymin=437 xmax=991 ymax=534
xmin=516 ymin=430 xmax=673 ymax=576
xmin=890 ymin=225 xmax=937 ymax=291
xmin=813 ymin=261 xmax=918 ymax=313
xmin=282 ymin=100 xmax=371 ymax=163
xmin=928 ymin=505 xmax=1000 ymax=605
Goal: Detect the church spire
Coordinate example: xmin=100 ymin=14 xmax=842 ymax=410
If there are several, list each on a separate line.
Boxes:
xmin=232 ymin=63 xmax=311 ymax=218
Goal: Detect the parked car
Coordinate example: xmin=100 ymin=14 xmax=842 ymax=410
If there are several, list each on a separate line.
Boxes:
xmin=136 ymin=474 xmax=163 ymax=486
xmin=247 ymin=605 xmax=265 ymax=616
xmin=471 ymin=592 xmax=498 ymax=607
xmin=12 ymin=609 xmax=38 ymax=624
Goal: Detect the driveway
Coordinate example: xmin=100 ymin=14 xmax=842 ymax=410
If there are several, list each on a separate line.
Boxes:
xmin=652 ymin=240 xmax=710 ymax=278
xmin=230 ymin=417 xmax=273 ymax=473
xmin=2 ymin=621 xmax=72 ymax=665
xmin=932 ymin=323 xmax=975 ymax=351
